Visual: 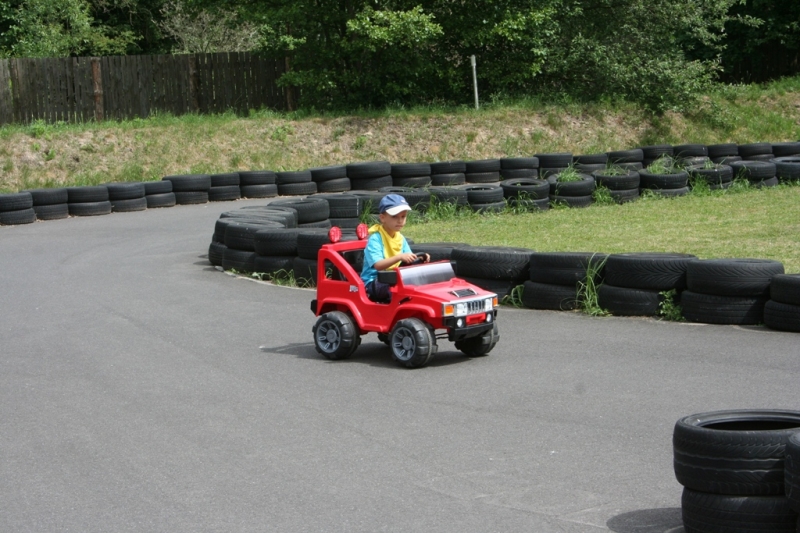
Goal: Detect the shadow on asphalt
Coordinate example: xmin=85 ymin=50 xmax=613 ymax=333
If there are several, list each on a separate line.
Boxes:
xmin=261 ymin=339 xmax=476 ymax=369
xmin=606 ymin=507 xmax=683 ymax=533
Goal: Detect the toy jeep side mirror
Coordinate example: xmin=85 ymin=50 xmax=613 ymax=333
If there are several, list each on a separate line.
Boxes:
xmin=377 ymin=270 xmax=398 ymax=286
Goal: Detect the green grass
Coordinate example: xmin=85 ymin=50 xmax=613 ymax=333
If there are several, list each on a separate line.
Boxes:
xmin=405 ymin=182 xmax=800 ymax=273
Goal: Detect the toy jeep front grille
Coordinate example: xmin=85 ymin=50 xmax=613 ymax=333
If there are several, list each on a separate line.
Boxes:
xmin=465 ymin=299 xmax=485 ymax=314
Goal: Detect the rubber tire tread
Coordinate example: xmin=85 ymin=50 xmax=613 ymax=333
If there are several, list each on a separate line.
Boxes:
xmin=674 ymin=410 xmax=800 ymax=496
xmin=391 ymin=163 xmax=431 ymax=178
xmin=310 ymin=165 xmax=347 ymax=181
xmin=500 ymin=157 xmax=539 ymax=169
xmin=770 ymin=274 xmax=800 ymax=305
xmin=638 ymin=170 xmax=689 ymax=189
xmin=240 ymin=184 xmax=278 ymax=198
xmin=604 ymin=252 xmax=697 ymax=291
xmin=729 ymin=161 xmax=777 ymax=180
xmin=500 ymin=178 xmax=549 ymax=199
xmin=316 ymin=178 xmax=351 ymax=192
xmin=606 ymin=149 xmax=643 ymax=163
xmin=210 ymin=173 xmax=240 ymax=187
xmin=222 ymin=248 xmax=256 ymax=273
xmin=254 ymin=228 xmax=300 ymax=256
xmin=144 ymin=180 xmax=172 ymax=194
xmin=174 ymin=191 xmax=208 ymax=204
xmin=686 ymin=259 xmax=785 ymax=297
xmin=465 ymin=159 xmax=501 ymax=173
xmin=225 ymin=220 xmax=284 ymax=251
xmin=470 ymin=201 xmax=507 ymax=213
xmin=68 ymin=201 xmax=112 ymax=216
xmin=389 ymin=318 xmax=436 ymax=368
xmin=463 ymin=184 xmax=504 ymax=204
xmin=275 ymin=170 xmax=312 ymax=184
xmin=208 ymin=241 xmax=226 ymax=266
xmin=592 ymin=170 xmax=640 ymax=190
xmin=548 ymin=175 xmax=595 ymax=196
xmin=681 ymin=489 xmax=798 ymax=533
xmin=0 ymin=207 xmax=36 ymax=224
xmin=430 ymin=161 xmax=466 ymax=174
xmin=67 ymin=186 xmax=109 ymax=203
xmin=597 ymin=284 xmax=661 ymax=316
xmin=431 ymin=173 xmax=466 ymax=186
xmin=550 ymin=194 xmax=593 ymax=208
xmin=111 ymin=197 xmax=148 ymax=212
xmin=271 ymin=198 xmax=330 ymax=224
xmin=763 ymin=300 xmax=800 ymax=332
xmin=254 ymin=255 xmax=294 ymax=275
xmin=292 ymin=256 xmax=317 ymax=287
xmin=529 ymin=252 xmax=608 ymax=286
xmin=208 ymin=185 xmax=241 ymax=201
xmin=162 ymin=175 xmax=211 ymax=192
xmin=681 ymin=291 xmax=768 ymax=325
xmin=22 ymin=188 xmax=67 ymax=206
xmin=787 ymin=433 xmax=800 ymax=512
xmin=535 ymin=153 xmax=573 ymax=167
xmin=277 ymin=182 xmax=317 ymax=196
xmin=521 ymin=281 xmax=579 ymax=310
xmin=609 ymin=188 xmax=640 ymax=203
xmin=451 ymin=246 xmax=533 ymax=281
xmin=32 ymin=203 xmax=69 ymax=220
xmin=349 ymin=175 xmax=392 ymax=191
xmin=464 ymin=171 xmax=501 ymax=183
xmin=238 ymin=171 xmax=276 ymax=186
xmin=346 ymin=161 xmax=392 ymax=179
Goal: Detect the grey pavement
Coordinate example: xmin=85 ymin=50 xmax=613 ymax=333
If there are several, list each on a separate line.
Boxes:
xmin=1 ymin=199 xmax=798 ymax=532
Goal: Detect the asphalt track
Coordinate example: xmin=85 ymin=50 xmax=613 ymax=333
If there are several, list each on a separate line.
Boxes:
xmin=1 ymin=198 xmax=798 ymax=533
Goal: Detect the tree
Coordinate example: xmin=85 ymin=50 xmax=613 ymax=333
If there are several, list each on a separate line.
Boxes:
xmin=156 ymin=0 xmax=260 ymax=53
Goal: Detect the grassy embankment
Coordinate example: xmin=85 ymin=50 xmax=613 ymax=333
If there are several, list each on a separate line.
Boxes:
xmin=1 ymin=77 xmax=799 ymax=270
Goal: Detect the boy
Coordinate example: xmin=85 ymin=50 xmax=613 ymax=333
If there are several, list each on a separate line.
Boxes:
xmin=361 ymin=194 xmax=429 ymax=302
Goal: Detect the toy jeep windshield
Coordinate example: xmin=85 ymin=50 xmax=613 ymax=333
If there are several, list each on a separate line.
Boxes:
xmin=311 ymin=225 xmax=499 ymax=368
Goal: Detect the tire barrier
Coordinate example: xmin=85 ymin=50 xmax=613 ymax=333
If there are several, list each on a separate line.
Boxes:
xmin=673 ymin=410 xmax=800 ymax=533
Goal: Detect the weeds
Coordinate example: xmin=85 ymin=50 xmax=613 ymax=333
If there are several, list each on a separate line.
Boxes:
xmin=251 ymin=269 xmax=315 ymax=288
xmin=592 ymin=185 xmax=616 ymax=205
xmin=501 ymin=284 xmax=525 ymax=307
xmin=646 ymin=155 xmax=679 ymax=174
xmin=658 ymin=289 xmax=684 ymax=321
xmin=576 ymin=255 xmax=609 ymax=317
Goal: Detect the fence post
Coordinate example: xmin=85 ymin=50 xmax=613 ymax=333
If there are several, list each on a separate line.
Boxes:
xmin=91 ymin=57 xmax=104 ymax=122
xmin=188 ymin=54 xmax=199 ymax=113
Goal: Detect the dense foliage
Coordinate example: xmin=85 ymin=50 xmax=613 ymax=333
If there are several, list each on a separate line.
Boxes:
xmin=0 ymin=0 xmax=798 ymax=111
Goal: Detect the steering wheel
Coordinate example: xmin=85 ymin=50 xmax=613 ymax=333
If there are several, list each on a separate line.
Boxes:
xmin=403 ymin=255 xmax=426 ymax=266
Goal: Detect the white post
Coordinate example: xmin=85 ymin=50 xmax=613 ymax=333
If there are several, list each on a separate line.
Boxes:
xmin=470 ymin=55 xmax=479 ymax=110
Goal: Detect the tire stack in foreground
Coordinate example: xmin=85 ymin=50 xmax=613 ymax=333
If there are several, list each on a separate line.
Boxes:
xmin=764 ymin=274 xmax=800 ymax=332
xmin=0 ymin=192 xmax=36 ymax=225
xmin=673 ymin=410 xmax=800 ymax=533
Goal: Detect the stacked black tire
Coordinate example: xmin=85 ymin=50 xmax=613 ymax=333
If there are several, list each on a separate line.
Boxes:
xmin=0 ymin=192 xmax=36 ymax=225
xmin=638 ymin=167 xmax=690 ymax=198
xmin=606 ymin=148 xmax=644 ymax=171
xmin=239 ymin=170 xmax=278 ymax=198
xmin=24 ymin=188 xmax=69 ymax=220
xmin=500 ymin=177 xmax=550 ymax=210
xmin=688 ymin=164 xmax=734 ymax=190
xmin=391 ymin=163 xmax=431 ymax=188
xmin=310 ymin=166 xmax=349 ymax=193
xmin=598 ymin=253 xmax=696 ymax=316
xmin=464 ymin=159 xmax=501 ymax=184
xmin=708 ymin=143 xmax=741 ymax=165
xmin=591 ymin=169 xmax=641 ymax=203
xmin=163 ymin=174 xmax=211 ymax=205
xmin=107 ymin=182 xmax=147 ymax=212
xmin=682 ymin=259 xmax=785 ymax=325
xmin=144 ymin=180 xmax=176 ymax=208
xmin=450 ymin=246 xmax=533 ymax=299
xmin=673 ymin=409 xmax=800 ymax=533
xmin=276 ymin=170 xmax=316 ymax=196
xmin=347 ymin=161 xmax=393 ymax=191
xmin=764 ymin=274 xmax=800 ymax=332
xmin=547 ymin=172 xmax=595 ymax=208
xmin=462 ymin=183 xmax=506 ymax=212
xmin=208 ymin=173 xmax=241 ymax=201
xmin=522 ymin=252 xmax=606 ymax=311
xmin=430 ymin=161 xmax=466 ymax=186
xmin=535 ymin=152 xmax=572 ymax=178
xmin=729 ymin=160 xmax=779 ymax=188
xmin=67 ymin=186 xmax=112 ymax=216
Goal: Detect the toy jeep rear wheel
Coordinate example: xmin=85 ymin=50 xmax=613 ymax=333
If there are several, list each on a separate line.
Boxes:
xmin=313 ymin=311 xmax=360 ymax=360
xmin=389 ymin=318 xmax=437 ymax=368
xmin=455 ymin=322 xmax=499 ymax=357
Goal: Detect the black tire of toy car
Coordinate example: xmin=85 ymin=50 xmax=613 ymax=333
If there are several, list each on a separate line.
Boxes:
xmin=111 ymin=197 xmax=148 ymax=212
xmin=163 ymin=174 xmax=211 ymax=192
xmin=674 ymin=410 xmax=800 ymax=496
xmin=729 ymin=160 xmax=777 ymax=180
xmin=309 ymin=165 xmax=347 ymax=181
xmin=238 ymin=171 xmax=277 ymax=186
xmin=608 ymin=188 xmax=640 ymax=203
xmin=500 ymin=157 xmax=539 ymax=170
xmin=32 ymin=203 xmax=69 ymax=220
xmin=22 ymin=188 xmax=68 ymax=206
xmin=606 ymin=149 xmax=643 ymax=163
xmin=346 ymin=161 xmax=392 ymax=179
xmin=640 ymin=145 xmax=674 ymax=159
xmin=464 ymin=171 xmax=501 ymax=183
xmin=787 ymin=432 xmax=800 ymax=512
xmin=763 ymin=300 xmax=800 ymax=332
xmin=574 ymin=153 xmax=609 ymax=165
xmin=349 ymin=175 xmax=393 ymax=191
xmin=275 ymin=170 xmax=312 ymax=185
xmin=66 ymin=186 xmax=109 ymax=203
xmin=769 ymin=274 xmax=800 ymax=305
xmin=452 ymin=246 xmax=533 ymax=281
xmin=207 ymin=185 xmax=241 ymax=202
xmin=500 ymin=168 xmax=539 ymax=180
xmin=681 ymin=291 xmax=768 ymax=325
xmin=106 ymin=183 xmax=145 ymax=203
xmin=547 ymin=174 xmax=596 ymax=196
xmin=68 ymin=201 xmax=112 ymax=216
xmin=313 ymin=311 xmax=360 ymax=360
xmin=271 ymin=198 xmax=330 ymax=224
xmin=681 ymin=489 xmax=798 ymax=533
xmin=430 ymin=161 xmax=467 ymax=174
xmin=222 ymin=248 xmax=256 ymax=272
xmin=144 ymin=192 xmax=176 ymax=209
xmin=597 ymin=284 xmax=662 ymax=316
xmin=174 ymin=191 xmax=208 ymax=204
xmin=686 ymin=259 xmax=785 ymax=297
xmin=550 ymin=194 xmax=594 ymax=208
xmin=535 ymin=153 xmax=573 ymax=168
xmin=277 ymin=182 xmax=317 ymax=196
xmin=529 ymin=252 xmax=608 ymax=286
xmin=392 ymin=175 xmax=432 ymax=188
xmin=225 ymin=220 xmax=284 ymax=251
xmin=431 ymin=173 xmax=466 ymax=186
xmin=455 ymin=321 xmax=498 ymax=357
xmin=462 ymin=184 xmax=504 ymax=204
xmin=240 ymin=184 xmax=278 ymax=198
xmin=389 ymin=318 xmax=436 ymax=368
xmin=591 ymin=170 xmax=640 ymax=190
xmin=0 ymin=207 xmax=36 ymax=224
xmin=521 ymin=281 xmax=579 ymax=310
xmin=604 ymin=252 xmax=697 ymax=291
xmin=500 ymin=178 xmax=549 ymax=199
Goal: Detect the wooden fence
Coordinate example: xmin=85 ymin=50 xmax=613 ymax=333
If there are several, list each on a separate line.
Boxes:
xmin=0 ymin=52 xmax=286 ymax=125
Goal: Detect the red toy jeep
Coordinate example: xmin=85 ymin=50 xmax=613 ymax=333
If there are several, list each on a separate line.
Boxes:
xmin=310 ymin=226 xmax=499 ymax=368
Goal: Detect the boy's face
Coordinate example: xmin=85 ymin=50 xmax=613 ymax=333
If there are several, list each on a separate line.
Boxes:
xmin=379 ymin=210 xmax=408 ymax=236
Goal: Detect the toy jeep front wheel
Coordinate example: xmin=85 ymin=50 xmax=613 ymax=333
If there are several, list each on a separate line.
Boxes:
xmin=455 ymin=322 xmax=499 ymax=357
xmin=389 ymin=318 xmax=437 ymax=368
xmin=313 ymin=311 xmax=360 ymax=360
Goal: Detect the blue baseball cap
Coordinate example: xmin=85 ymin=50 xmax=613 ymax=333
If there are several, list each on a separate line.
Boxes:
xmin=378 ymin=194 xmax=412 ymax=215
